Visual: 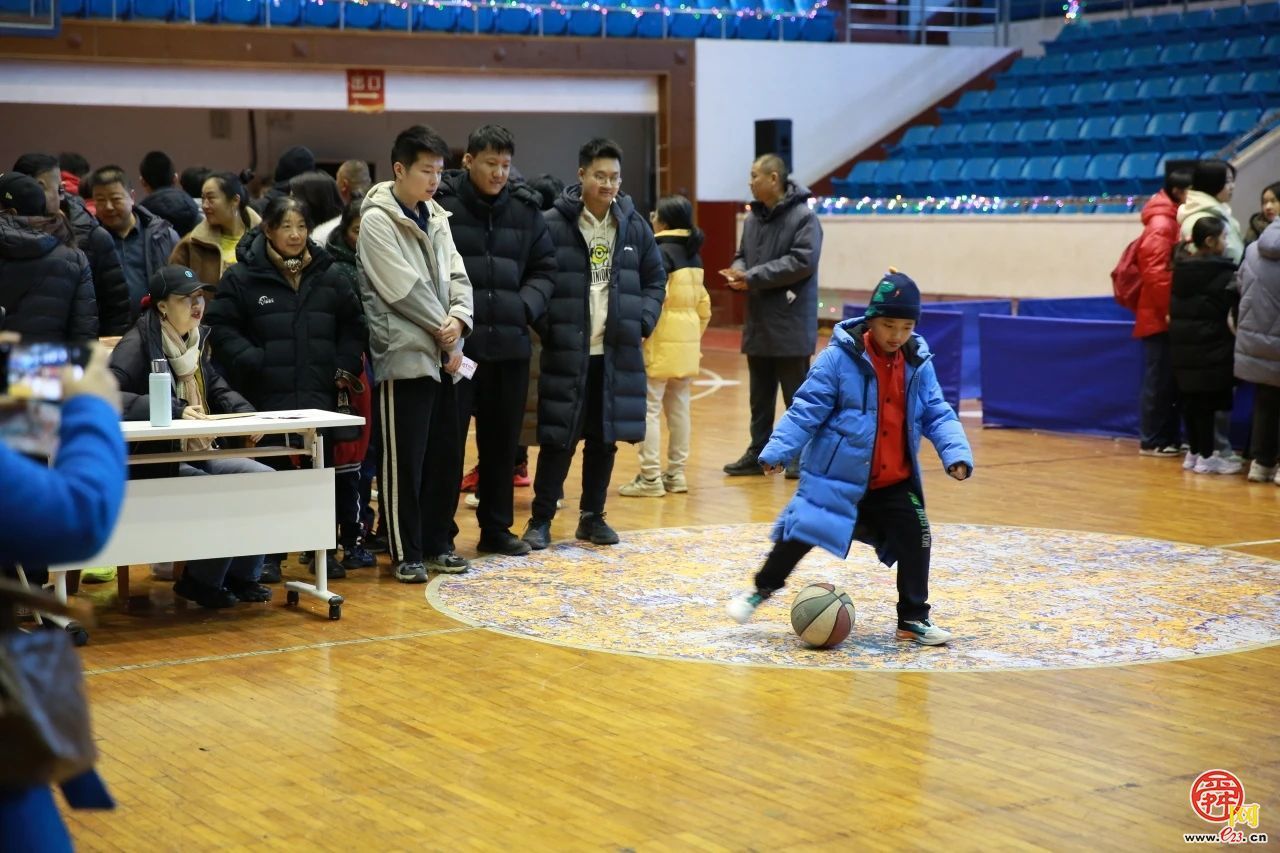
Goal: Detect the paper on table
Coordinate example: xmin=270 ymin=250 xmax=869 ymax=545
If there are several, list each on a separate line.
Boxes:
xmin=205 ymin=412 xmax=256 ymax=421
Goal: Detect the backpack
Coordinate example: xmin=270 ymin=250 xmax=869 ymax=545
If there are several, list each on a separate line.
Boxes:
xmin=1111 ymin=235 xmax=1143 ymax=311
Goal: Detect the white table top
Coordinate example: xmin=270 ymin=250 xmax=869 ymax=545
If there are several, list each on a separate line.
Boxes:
xmin=120 ymin=409 xmax=364 ymax=441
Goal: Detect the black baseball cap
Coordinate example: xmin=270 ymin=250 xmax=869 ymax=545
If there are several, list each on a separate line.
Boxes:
xmin=147 ymin=264 xmax=214 ymax=305
xmin=0 ymin=172 xmax=48 ymax=216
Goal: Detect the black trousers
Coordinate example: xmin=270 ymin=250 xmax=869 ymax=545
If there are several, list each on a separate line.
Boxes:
xmin=747 ymin=355 xmax=810 ymax=456
xmin=456 ymin=359 xmax=531 ymax=537
xmin=1250 ymin=383 xmax=1280 ymax=468
xmin=532 ymin=356 xmax=616 ymax=521
xmin=379 ymin=376 xmax=462 ymax=563
xmin=753 ymin=479 xmax=933 ymax=623
xmin=1140 ymin=333 xmax=1181 ymax=449
xmin=1181 ymin=393 xmax=1223 ymax=459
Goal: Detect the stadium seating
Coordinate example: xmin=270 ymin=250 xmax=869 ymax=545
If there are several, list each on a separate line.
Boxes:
xmin=830 ymin=3 xmax=1279 ymax=204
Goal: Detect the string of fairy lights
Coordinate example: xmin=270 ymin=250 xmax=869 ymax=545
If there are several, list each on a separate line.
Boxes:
xmin=307 ymin=0 xmax=833 ymax=22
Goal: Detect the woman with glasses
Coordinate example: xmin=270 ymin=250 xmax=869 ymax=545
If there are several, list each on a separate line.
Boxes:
xmin=108 ymin=264 xmax=272 ymax=609
xmin=205 ymin=195 xmax=367 ymax=581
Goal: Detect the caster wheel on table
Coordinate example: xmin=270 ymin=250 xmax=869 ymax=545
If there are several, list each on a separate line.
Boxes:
xmin=66 ymin=624 xmax=89 ymax=647
xmin=328 ymin=603 xmax=342 ymax=620
xmin=286 ymin=590 xmax=300 ymax=606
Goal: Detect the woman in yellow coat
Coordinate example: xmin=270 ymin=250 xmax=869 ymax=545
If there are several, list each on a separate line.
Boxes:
xmin=620 ymin=196 xmax=711 ymax=497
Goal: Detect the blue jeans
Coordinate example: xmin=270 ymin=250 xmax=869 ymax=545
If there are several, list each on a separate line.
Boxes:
xmin=178 ymin=457 xmax=271 ymax=587
xmin=1140 ymin=333 xmax=1180 ymax=449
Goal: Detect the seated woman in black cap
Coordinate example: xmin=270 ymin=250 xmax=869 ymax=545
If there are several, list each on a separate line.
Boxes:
xmin=108 ymin=264 xmax=272 ymax=609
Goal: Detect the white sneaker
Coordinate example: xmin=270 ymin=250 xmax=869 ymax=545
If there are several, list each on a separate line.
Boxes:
xmin=1194 ymin=454 xmax=1243 ymax=475
xmin=662 ymin=471 xmax=689 ymax=494
xmin=618 ymin=474 xmax=665 ymax=498
xmin=1183 ymin=452 xmax=1200 ymax=470
xmin=1247 ymin=461 xmax=1278 ymax=483
xmin=464 ymin=493 xmax=479 ymax=509
xmin=896 ymin=619 xmax=953 ymax=646
xmin=727 ymin=591 xmax=766 ymax=624
xmin=1139 ymin=446 xmax=1182 ymax=457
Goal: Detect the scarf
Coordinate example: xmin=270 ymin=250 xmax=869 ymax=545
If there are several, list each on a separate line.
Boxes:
xmin=267 ymin=240 xmax=311 ymax=290
xmin=160 ymin=319 xmax=213 ymax=453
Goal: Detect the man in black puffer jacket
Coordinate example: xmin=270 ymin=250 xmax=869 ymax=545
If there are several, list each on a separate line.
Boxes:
xmin=435 ymin=125 xmax=556 ymax=557
xmin=0 ymin=172 xmax=97 ymax=341
xmin=12 ymin=153 xmax=131 ymax=336
xmin=138 ymin=150 xmax=202 ymax=238
xmin=520 ymin=139 xmax=666 ymax=550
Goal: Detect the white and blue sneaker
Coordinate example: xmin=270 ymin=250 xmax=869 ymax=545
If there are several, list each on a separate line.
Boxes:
xmin=727 ymin=591 xmax=768 ymax=624
xmin=896 ymin=619 xmax=953 ymax=646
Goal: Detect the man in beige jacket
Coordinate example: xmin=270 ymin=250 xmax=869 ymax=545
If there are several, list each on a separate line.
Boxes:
xmin=357 ymin=125 xmax=474 ymax=584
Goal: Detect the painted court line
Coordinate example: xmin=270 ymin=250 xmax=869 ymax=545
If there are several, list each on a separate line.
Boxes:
xmin=1218 ymin=538 xmax=1280 ymax=549
xmin=83 ymin=626 xmax=477 ymax=676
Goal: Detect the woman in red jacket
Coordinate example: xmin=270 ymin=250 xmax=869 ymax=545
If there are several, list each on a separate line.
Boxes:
xmin=1135 ymin=166 xmax=1193 ymax=457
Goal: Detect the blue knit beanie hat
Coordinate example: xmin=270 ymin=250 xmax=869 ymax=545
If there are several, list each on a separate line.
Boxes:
xmin=865 ymin=269 xmax=921 ymax=322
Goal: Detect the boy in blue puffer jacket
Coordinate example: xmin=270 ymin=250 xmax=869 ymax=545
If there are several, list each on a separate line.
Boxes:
xmin=727 ymin=270 xmax=973 ymax=645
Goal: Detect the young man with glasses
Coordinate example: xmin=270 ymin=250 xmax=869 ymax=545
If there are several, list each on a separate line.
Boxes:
xmin=521 ymin=138 xmax=666 ymax=550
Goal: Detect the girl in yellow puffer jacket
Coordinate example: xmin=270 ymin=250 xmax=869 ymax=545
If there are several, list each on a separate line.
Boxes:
xmin=620 ymin=196 xmax=712 ymax=497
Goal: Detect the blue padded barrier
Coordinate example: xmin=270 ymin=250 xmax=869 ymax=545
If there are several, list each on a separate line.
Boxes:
xmin=837 ymin=306 xmax=964 ymax=413
xmin=979 ymin=314 xmax=1142 ymax=437
xmin=1016 ymin=295 xmax=1134 ymax=321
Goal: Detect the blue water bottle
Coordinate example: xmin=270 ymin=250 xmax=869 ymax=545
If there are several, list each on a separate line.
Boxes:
xmin=149 ymin=359 xmax=172 ymax=427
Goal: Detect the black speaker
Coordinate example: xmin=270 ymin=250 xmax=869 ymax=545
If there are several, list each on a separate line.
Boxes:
xmin=754 ymin=119 xmax=793 ymax=174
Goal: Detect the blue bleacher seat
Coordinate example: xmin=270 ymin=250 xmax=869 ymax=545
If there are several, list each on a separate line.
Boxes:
xmin=875 ymin=160 xmax=907 ymax=197
xmin=929 ymin=123 xmax=963 ymax=153
xmin=958 ymin=121 xmax=992 ymax=146
xmin=1265 ymin=33 xmax=1280 ymax=55
xmin=960 ymin=156 xmax=997 ymax=196
xmin=1105 ymin=78 xmax=1142 ymax=109
xmin=946 ymin=90 xmax=987 ymax=120
xmin=666 ymin=9 xmax=701 ymax=39
xmin=843 ymin=160 xmax=879 ymax=194
xmin=1125 ymin=45 xmax=1161 ymax=71
xmin=605 ymin=9 xmax=639 ymax=38
xmin=991 ymin=156 xmax=1027 ymax=196
xmin=341 ymin=0 xmax=379 ymax=28
xmin=1112 ymin=113 xmax=1151 ymax=150
xmin=265 ymin=0 xmax=299 ymax=24
xmin=1209 ymin=4 xmax=1249 ymax=31
xmin=495 ymin=5 xmax=534 ymax=33
xmin=1191 ymin=39 xmax=1230 ymax=66
xmin=1095 ymin=47 xmax=1130 ymax=75
xmin=1227 ymin=35 xmax=1267 ymax=65
xmin=1071 ymin=80 xmax=1108 ymax=109
xmin=1205 ymin=71 xmax=1247 ymax=108
xmin=1016 ymin=118 xmax=1051 ymax=146
xmin=1084 ymin=152 xmax=1124 ymax=195
xmin=899 ymin=159 xmax=935 ymax=198
xmin=1118 ymin=151 xmax=1162 ymax=195
xmin=1042 ymin=83 xmax=1075 ymax=110
xmin=1080 ymin=115 xmax=1117 ymax=147
xmin=801 ymin=9 xmax=836 ymax=41
xmin=132 ymin=0 xmax=172 ymax=19
xmin=894 ymin=125 xmax=935 ymax=155
xmin=1179 ymin=111 xmax=1227 ymax=148
xmin=982 ymin=88 xmax=1017 ymax=115
xmin=1046 ymin=116 xmax=1083 ymax=153
xmin=1053 ymin=154 xmax=1092 ymax=196
xmin=299 ymin=0 xmax=339 ymax=26
xmin=568 ymin=7 xmax=604 ymax=36
xmin=1015 ymin=155 xmax=1058 ymax=196
xmin=1011 ymin=86 xmax=1046 ymax=113
xmin=172 ymin=0 xmax=218 ymax=21
xmin=418 ymin=2 xmax=457 ymax=30
xmin=86 ymin=0 xmax=128 ymax=18
xmin=1156 ymin=43 xmax=1190 ymax=67
xmin=1250 ymin=3 xmax=1280 ymax=28
xmin=1244 ymin=69 xmax=1280 ymax=108
xmin=1169 ymin=75 xmax=1208 ymax=101
xmin=1158 ymin=150 xmax=1200 ymax=176
xmin=1146 ymin=111 xmax=1187 ymax=141
xmin=1005 ymin=57 xmax=1040 ymax=80
xmin=220 ymin=0 xmax=260 ymax=24
xmin=928 ymin=158 xmax=965 ymax=195
xmin=378 ymin=1 xmax=412 ymax=30
xmin=1221 ymin=108 xmax=1263 ymax=138
xmin=987 ymin=120 xmax=1021 ymax=153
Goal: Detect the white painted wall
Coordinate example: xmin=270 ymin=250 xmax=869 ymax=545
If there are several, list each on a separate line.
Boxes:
xmin=694 ymin=40 xmax=1013 ymax=201
xmin=810 ymin=214 xmax=1138 ymax=297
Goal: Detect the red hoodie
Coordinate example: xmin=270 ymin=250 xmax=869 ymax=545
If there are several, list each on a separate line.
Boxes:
xmin=61 ymin=170 xmax=96 ymax=217
xmin=1133 ymin=191 xmax=1180 ymax=338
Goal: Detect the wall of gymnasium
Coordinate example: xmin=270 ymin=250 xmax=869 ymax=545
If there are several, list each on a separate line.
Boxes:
xmin=0 ymin=61 xmax=658 ymax=207
xmin=692 ymin=40 xmax=1014 ymax=202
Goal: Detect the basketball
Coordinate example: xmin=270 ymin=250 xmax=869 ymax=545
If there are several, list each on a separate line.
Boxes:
xmin=790 ymin=583 xmax=856 ymax=648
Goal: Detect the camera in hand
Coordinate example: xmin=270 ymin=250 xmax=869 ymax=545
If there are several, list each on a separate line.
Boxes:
xmin=0 ymin=339 xmax=93 ymax=458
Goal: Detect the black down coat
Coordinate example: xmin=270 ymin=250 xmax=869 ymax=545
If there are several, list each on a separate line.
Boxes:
xmin=732 ymin=181 xmax=823 ymax=358
xmin=62 ymin=193 xmax=131 ymax=336
xmin=537 ymin=186 xmax=666 ymax=448
xmin=205 ymin=228 xmax=367 ymax=413
xmin=0 ymin=213 xmax=97 ymax=341
xmin=1169 ymin=250 xmax=1240 ymax=396
xmin=434 ymin=170 xmax=556 ymax=362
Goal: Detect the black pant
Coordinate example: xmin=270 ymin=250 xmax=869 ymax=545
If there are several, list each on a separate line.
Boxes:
xmin=747 ymin=355 xmax=810 ymax=456
xmin=1181 ymin=393 xmax=1221 ymax=459
xmin=532 ymin=356 xmax=616 ymax=521
xmin=1140 ymin=333 xmax=1181 ymax=449
xmin=456 ymin=359 xmax=530 ymax=537
xmin=753 ymin=479 xmax=932 ymax=623
xmin=1251 ymin=383 xmax=1280 ymax=468
xmin=379 ymin=376 xmax=462 ymax=563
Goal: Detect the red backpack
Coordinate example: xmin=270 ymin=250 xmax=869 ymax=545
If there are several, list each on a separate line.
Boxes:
xmin=1111 ymin=235 xmax=1143 ymax=311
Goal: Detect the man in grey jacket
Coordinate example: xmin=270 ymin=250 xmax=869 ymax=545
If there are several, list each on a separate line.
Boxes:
xmin=357 ymin=125 xmax=475 ymax=584
xmin=720 ymin=154 xmax=823 ymax=476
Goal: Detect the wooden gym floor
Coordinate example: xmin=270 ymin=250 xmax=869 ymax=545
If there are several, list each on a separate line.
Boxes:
xmin=66 ymin=344 xmax=1280 ymax=851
